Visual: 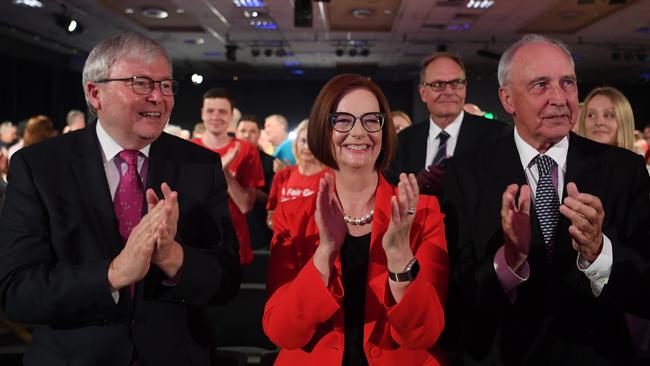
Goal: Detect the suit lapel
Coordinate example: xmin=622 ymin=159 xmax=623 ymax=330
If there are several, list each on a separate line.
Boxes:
xmin=455 ymin=114 xmax=478 ymax=156
xmin=408 ymin=121 xmax=430 ymax=172
xmin=145 ymin=133 xmax=180 ymax=213
xmin=70 ymin=123 xmax=122 ymax=256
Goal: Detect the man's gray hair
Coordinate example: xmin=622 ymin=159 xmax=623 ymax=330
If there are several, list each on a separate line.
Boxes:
xmin=82 ymin=33 xmax=172 ymax=116
xmin=497 ymin=34 xmax=574 ymax=87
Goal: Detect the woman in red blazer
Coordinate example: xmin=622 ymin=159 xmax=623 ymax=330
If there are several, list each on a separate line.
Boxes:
xmin=263 ymin=74 xmax=449 ymax=365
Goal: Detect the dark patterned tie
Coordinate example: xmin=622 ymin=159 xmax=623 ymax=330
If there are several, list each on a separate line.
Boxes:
xmin=114 ymin=150 xmax=144 ymax=243
xmin=432 ymin=131 xmax=450 ymax=166
xmin=534 ymin=155 xmax=559 ymax=261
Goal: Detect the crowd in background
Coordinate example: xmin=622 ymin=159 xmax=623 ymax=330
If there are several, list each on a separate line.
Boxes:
xmin=1 ymin=31 xmax=650 ymax=366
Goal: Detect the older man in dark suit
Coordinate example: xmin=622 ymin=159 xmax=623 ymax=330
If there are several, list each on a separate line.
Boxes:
xmin=0 ymin=33 xmax=240 ymax=366
xmin=387 ymin=52 xmax=511 ymax=194
xmin=444 ymin=34 xmax=650 ymax=365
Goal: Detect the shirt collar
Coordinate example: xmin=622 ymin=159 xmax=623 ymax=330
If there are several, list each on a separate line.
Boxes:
xmin=428 ymin=110 xmax=464 ymax=140
xmin=513 ymin=125 xmax=568 ymax=172
xmin=96 ymin=121 xmax=151 ymax=162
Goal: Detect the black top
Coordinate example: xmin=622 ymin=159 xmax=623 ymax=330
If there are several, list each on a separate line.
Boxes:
xmin=341 ymin=232 xmax=371 ymax=366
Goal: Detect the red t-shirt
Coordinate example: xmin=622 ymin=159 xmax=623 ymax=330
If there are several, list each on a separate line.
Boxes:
xmin=192 ymin=137 xmax=265 ymax=264
xmin=267 ymin=166 xmax=329 ymax=212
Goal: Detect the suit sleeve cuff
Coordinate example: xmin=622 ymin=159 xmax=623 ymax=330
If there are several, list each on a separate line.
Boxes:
xmin=494 ymin=245 xmax=529 ymax=303
xmin=576 ymin=234 xmax=612 ymax=297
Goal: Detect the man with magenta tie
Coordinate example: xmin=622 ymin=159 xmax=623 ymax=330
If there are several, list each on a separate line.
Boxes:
xmin=0 ymin=33 xmax=241 ymax=365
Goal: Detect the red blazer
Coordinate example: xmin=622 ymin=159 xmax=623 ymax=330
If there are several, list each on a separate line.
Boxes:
xmin=263 ymin=173 xmax=449 ymax=365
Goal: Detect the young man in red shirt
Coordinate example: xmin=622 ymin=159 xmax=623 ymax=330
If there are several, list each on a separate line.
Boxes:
xmin=192 ymin=88 xmax=264 ymax=264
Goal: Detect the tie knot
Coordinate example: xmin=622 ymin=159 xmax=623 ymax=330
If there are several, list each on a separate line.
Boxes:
xmin=535 ymin=154 xmax=556 ymax=177
xmin=438 ymin=131 xmax=450 ymax=143
xmin=119 ymin=150 xmax=140 ymax=167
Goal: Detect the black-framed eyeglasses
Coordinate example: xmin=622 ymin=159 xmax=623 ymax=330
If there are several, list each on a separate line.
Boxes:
xmin=329 ymin=112 xmax=385 ymax=133
xmin=421 ymin=78 xmax=466 ymax=92
xmin=96 ymin=76 xmax=179 ymax=96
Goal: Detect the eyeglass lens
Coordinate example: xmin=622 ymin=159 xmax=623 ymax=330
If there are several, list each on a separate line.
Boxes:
xmin=131 ymin=77 xmax=178 ymax=96
xmin=331 ymin=112 xmax=384 ymax=132
xmin=426 ymin=79 xmax=466 ymax=91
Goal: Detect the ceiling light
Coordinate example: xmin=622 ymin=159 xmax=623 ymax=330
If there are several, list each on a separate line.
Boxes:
xmin=264 ymin=49 xmax=273 ymax=57
xmin=348 ymin=49 xmax=358 ymax=57
xmin=176 ymin=8 xmax=185 ymax=14
xmin=141 ymin=7 xmax=169 ymax=19
xmin=12 ymin=0 xmax=43 ymax=8
xmin=234 ymin=0 xmax=266 ymax=8
xmin=251 ymin=49 xmax=260 ymax=57
xmin=351 ymin=8 xmax=374 ymax=19
xmin=125 ymin=8 xmax=135 ymax=14
xmin=291 ymin=69 xmax=305 ymax=75
xmin=360 ymin=49 xmax=370 ymax=57
xmin=191 ymin=73 xmax=203 ymax=85
xmin=335 ymin=49 xmax=344 ymax=57
xmin=57 ymin=14 xmax=83 ymax=34
xmin=467 ymin=0 xmax=495 ymax=9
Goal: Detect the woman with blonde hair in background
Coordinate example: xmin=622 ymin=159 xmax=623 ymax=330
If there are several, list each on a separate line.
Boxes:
xmin=578 ymin=86 xmax=635 ymax=152
xmin=266 ymin=119 xmax=329 ymax=228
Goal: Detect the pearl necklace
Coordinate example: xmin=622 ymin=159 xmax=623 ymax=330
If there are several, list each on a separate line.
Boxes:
xmin=343 ymin=210 xmax=374 ymax=225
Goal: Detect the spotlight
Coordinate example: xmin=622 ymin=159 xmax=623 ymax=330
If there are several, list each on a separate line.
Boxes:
xmin=360 ymin=49 xmax=370 ymax=57
xmin=335 ymin=49 xmax=344 ymax=57
xmin=190 ymin=73 xmax=203 ymax=85
xmin=251 ymin=49 xmax=260 ymax=57
xmin=348 ymin=49 xmax=358 ymax=57
xmin=225 ymin=44 xmax=238 ymax=62
xmin=264 ymin=49 xmax=273 ymax=57
xmin=276 ymin=48 xmax=287 ymax=57
xmin=57 ymin=14 xmax=83 ymax=34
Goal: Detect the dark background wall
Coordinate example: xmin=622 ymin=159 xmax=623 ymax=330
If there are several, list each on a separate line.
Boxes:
xmin=2 ymin=35 xmax=649 ymax=131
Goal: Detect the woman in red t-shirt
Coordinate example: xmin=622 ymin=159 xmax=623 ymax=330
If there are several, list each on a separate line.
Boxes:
xmin=266 ymin=120 xmax=329 ymax=228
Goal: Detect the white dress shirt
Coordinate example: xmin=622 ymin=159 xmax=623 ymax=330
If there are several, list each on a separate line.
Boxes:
xmin=424 ymin=111 xmax=464 ymax=168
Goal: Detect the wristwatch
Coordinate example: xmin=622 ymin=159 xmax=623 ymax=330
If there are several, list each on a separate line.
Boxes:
xmin=388 ymin=258 xmax=419 ymax=282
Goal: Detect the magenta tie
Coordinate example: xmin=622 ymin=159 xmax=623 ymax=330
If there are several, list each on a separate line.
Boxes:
xmin=114 ymin=150 xmax=144 ymax=244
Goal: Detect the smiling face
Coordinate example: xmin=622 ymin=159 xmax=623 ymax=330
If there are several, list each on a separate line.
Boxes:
xmin=87 ymin=55 xmax=173 ymax=149
xmin=499 ymin=42 xmax=579 ymax=151
xmin=332 ymin=88 xmax=382 ymax=171
xmin=584 ymin=94 xmax=618 ymax=145
xmin=418 ymin=56 xmax=466 ymax=127
xmin=202 ymin=97 xmax=233 ymax=137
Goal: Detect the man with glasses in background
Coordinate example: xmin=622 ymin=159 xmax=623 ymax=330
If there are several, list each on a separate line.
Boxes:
xmin=0 ymin=33 xmax=241 ymax=366
xmin=387 ymin=52 xmax=511 ymax=197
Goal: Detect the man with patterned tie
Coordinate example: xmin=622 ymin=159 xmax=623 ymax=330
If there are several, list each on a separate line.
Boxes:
xmin=387 ymin=51 xmax=511 ymax=196
xmin=443 ymin=34 xmax=650 ymax=365
xmin=0 ymin=33 xmax=241 ymax=366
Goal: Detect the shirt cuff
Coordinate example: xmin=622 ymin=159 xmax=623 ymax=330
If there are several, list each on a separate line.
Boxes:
xmin=111 ymin=290 xmax=119 ymax=304
xmin=494 ymin=245 xmax=530 ymax=303
xmin=576 ymin=234 xmax=612 ymax=297
xmin=162 ymin=266 xmax=183 ymax=286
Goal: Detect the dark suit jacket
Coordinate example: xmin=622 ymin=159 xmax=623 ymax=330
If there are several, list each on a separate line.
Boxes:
xmin=247 ymin=149 xmax=274 ymax=250
xmin=443 ymin=131 xmax=650 ymax=365
xmin=386 ymin=113 xmax=511 ymax=184
xmin=0 ymin=124 xmax=241 ymax=366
